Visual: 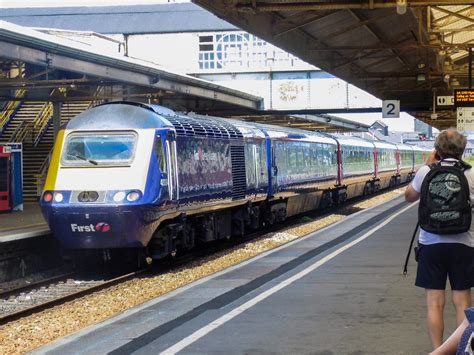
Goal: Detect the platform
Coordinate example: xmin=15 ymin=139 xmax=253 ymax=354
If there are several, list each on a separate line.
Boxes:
xmin=34 ymin=196 xmax=462 ymax=354
xmin=0 ymin=203 xmax=49 ymax=241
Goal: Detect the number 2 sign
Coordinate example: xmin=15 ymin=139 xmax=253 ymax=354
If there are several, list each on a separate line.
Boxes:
xmin=382 ymin=100 xmax=400 ymax=118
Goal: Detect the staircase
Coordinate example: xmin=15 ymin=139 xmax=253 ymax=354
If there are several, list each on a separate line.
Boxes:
xmin=0 ymin=102 xmax=45 ymax=144
xmin=0 ymin=101 xmax=93 ymax=201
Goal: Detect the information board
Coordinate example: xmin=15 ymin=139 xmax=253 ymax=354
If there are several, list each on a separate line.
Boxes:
xmin=455 ymin=89 xmax=474 ymax=107
xmin=436 ymin=95 xmax=454 ymax=106
xmin=382 ymin=100 xmax=400 ymax=118
xmin=457 ymin=107 xmax=474 ymax=131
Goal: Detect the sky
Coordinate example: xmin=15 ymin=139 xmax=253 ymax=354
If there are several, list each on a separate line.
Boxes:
xmin=1 ymin=0 xmax=189 ymax=7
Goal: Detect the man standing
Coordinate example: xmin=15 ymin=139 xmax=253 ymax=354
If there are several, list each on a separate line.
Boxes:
xmin=405 ymin=129 xmax=474 ymax=350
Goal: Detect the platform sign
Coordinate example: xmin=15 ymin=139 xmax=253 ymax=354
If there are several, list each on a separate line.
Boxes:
xmin=436 ymin=95 xmax=454 ymax=106
xmin=382 ymin=100 xmax=400 ymax=118
xmin=457 ymin=107 xmax=474 ymax=132
xmin=455 ymin=89 xmax=474 ymax=107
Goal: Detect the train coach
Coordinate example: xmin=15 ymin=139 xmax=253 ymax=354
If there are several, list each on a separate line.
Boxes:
xmin=40 ymin=101 xmax=430 ymax=261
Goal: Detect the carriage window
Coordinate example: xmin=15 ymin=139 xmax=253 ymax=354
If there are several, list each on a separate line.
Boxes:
xmin=62 ymin=132 xmax=137 ymax=166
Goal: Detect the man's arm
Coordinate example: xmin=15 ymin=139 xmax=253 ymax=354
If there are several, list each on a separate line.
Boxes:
xmin=405 ymin=183 xmax=420 ymax=202
xmin=405 ymin=150 xmax=438 ymax=203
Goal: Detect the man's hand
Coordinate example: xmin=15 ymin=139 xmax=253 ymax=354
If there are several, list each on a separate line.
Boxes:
xmin=405 ymin=183 xmax=420 ymax=202
xmin=426 ymin=150 xmax=440 ymax=165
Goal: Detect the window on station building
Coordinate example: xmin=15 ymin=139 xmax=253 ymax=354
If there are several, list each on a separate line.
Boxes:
xmin=198 ymin=31 xmax=304 ymax=71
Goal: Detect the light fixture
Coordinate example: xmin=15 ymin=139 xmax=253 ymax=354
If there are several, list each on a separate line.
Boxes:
xmin=443 ymin=74 xmax=450 ymax=84
xmin=396 ymin=0 xmax=407 ymax=15
xmin=416 ymin=73 xmax=426 ymax=82
xmin=450 ymin=78 xmax=460 ymax=87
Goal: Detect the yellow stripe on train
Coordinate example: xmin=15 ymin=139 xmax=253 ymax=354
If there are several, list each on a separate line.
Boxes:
xmin=44 ymin=129 xmax=65 ymax=191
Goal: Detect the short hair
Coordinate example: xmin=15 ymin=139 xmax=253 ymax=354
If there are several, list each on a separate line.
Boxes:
xmin=434 ymin=128 xmax=467 ymax=159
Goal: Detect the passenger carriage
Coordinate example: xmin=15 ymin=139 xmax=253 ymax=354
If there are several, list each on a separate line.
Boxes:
xmin=333 ymin=135 xmax=376 ymax=199
xmin=41 ymin=101 xmax=430 ymax=261
xmin=395 ymin=143 xmax=417 ymax=183
xmin=372 ymin=140 xmax=398 ymax=190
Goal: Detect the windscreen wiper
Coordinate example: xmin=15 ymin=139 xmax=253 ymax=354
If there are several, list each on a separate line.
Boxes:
xmin=67 ymin=153 xmax=98 ymax=165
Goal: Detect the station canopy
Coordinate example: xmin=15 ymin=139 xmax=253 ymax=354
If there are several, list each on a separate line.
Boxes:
xmin=0 ymin=21 xmax=262 ymax=113
xmin=0 ymin=19 xmax=370 ymax=132
xmin=193 ymin=0 xmax=474 ymax=130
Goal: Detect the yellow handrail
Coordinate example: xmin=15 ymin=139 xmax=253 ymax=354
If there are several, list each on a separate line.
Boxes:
xmin=33 ymin=102 xmax=53 ymax=137
xmin=0 ymin=89 xmax=27 ymax=131
xmin=11 ymin=121 xmax=32 ymax=143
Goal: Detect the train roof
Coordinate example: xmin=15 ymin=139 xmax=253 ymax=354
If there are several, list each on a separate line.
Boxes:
xmin=409 ymin=144 xmax=431 ymax=152
xmin=186 ymin=113 xmax=266 ymax=139
xmin=372 ymin=141 xmax=397 ymax=150
xmin=66 ymin=102 xmax=174 ymax=130
xmin=332 ymin=135 xmax=374 ymax=148
xmin=262 ymin=127 xmax=337 ymax=145
xmin=395 ymin=143 xmax=416 ymax=151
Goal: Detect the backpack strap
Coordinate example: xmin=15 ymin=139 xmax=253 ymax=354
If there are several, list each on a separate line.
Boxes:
xmin=437 ymin=159 xmax=472 ymax=171
xmin=458 ymin=160 xmax=472 ymax=170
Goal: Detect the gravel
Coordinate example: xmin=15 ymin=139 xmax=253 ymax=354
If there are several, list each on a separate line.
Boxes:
xmin=0 ymin=187 xmax=405 ymax=354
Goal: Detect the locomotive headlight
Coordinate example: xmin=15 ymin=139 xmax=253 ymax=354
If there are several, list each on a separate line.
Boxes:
xmin=126 ymin=191 xmax=141 ymax=202
xmin=54 ymin=192 xmax=64 ymax=203
xmin=113 ymin=191 xmax=126 ymax=202
xmin=43 ymin=192 xmax=53 ymax=203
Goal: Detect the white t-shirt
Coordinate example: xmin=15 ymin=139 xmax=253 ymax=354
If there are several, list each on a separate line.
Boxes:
xmin=411 ymin=159 xmax=474 ymax=246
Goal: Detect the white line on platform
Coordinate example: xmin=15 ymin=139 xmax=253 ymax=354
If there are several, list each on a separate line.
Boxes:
xmin=160 ymin=202 xmax=416 ymax=355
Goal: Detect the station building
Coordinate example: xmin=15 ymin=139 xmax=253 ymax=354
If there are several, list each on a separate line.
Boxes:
xmin=0 ymin=2 xmax=432 ymax=135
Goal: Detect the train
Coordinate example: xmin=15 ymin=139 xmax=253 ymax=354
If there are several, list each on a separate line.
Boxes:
xmin=40 ymin=101 xmax=431 ymax=260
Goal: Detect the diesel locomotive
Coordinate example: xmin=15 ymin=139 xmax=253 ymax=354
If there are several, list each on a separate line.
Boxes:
xmin=40 ymin=102 xmax=430 ymax=260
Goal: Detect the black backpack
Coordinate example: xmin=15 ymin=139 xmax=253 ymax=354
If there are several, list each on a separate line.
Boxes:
xmin=419 ymin=160 xmax=472 ymax=234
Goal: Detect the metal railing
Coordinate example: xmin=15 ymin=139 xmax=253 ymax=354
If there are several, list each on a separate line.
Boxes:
xmin=33 ymin=103 xmax=53 ymax=147
xmin=10 ymin=121 xmax=32 ymax=143
xmin=0 ymin=89 xmax=27 ymax=135
xmin=35 ymin=150 xmax=52 ymax=197
xmin=32 ymin=86 xmax=103 ymax=194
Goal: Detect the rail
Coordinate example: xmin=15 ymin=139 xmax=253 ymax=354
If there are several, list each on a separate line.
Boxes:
xmin=35 ymin=150 xmax=52 ymax=197
xmin=33 ymin=102 xmax=53 ymax=147
xmin=32 ymin=89 xmax=102 ymax=193
xmin=0 ymin=270 xmax=147 ymax=325
xmin=9 ymin=121 xmax=32 ymax=143
xmin=0 ymin=89 xmax=27 ymax=135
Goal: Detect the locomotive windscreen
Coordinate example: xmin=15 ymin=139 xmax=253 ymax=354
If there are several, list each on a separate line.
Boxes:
xmin=0 ymin=158 xmax=7 ymax=192
xmin=62 ymin=132 xmax=138 ymax=166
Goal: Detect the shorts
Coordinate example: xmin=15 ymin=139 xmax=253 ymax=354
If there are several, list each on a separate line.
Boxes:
xmin=415 ymin=243 xmax=474 ymax=290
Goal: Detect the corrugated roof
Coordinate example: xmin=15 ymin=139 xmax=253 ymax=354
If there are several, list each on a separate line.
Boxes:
xmin=0 ymin=20 xmax=262 ymax=110
xmin=0 ymin=3 xmax=237 ymax=34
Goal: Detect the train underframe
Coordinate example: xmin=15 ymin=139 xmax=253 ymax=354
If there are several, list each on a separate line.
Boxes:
xmin=146 ymin=171 xmax=413 ymax=261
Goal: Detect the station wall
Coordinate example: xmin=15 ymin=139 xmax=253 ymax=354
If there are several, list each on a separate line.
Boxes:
xmin=126 ymin=31 xmax=381 ymax=111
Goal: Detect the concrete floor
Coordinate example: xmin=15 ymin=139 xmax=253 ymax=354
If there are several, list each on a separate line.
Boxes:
xmin=35 ymin=196 xmax=463 ymax=354
xmin=0 ymin=202 xmax=48 ymax=240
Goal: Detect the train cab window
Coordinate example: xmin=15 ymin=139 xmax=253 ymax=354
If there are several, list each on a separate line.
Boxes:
xmin=62 ymin=132 xmax=137 ymax=166
xmin=154 ymin=136 xmax=166 ymax=173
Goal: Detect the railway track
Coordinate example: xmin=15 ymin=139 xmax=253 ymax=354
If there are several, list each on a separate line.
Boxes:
xmin=0 ymin=186 xmax=405 ymax=326
xmin=0 ymin=270 xmax=146 ymax=325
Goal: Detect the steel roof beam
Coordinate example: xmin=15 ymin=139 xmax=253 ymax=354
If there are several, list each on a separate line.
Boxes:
xmin=0 ymin=40 xmax=262 ymax=110
xmin=273 ymin=11 xmax=334 ymax=37
xmin=319 ymin=11 xmax=394 ymax=42
xmin=234 ymin=1 xmax=474 ymax=12
xmin=433 ymin=6 xmax=474 ymax=24
xmin=347 ymin=9 xmax=409 ymax=68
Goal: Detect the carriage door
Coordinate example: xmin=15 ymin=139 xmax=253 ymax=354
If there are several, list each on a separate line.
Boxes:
xmin=271 ymin=144 xmax=278 ymax=193
xmin=166 ymin=132 xmax=179 ymax=202
xmin=0 ymin=153 xmax=11 ymax=212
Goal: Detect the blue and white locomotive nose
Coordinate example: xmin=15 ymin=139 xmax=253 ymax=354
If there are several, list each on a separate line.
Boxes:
xmin=40 ymin=102 xmax=173 ymax=249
